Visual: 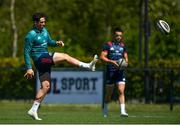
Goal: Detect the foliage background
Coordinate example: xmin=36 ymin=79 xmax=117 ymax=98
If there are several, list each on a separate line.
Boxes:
xmin=0 ymin=0 xmax=179 ymax=101
xmin=0 ymin=0 xmax=179 ymax=60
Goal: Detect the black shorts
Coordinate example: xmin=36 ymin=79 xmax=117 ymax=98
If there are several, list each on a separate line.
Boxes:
xmin=34 ymin=53 xmax=54 ymax=82
xmin=106 ymin=70 xmax=126 ymax=85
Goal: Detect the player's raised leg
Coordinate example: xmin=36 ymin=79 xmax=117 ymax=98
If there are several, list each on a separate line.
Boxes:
xmin=53 ymin=53 xmax=98 ymax=71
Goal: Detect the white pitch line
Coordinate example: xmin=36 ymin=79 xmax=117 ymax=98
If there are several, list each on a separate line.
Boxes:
xmin=128 ymin=115 xmax=165 ymax=118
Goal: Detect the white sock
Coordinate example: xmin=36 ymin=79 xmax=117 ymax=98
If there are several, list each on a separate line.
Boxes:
xmin=79 ymin=61 xmax=90 ymax=68
xmin=30 ymin=101 xmax=40 ymax=112
xmin=120 ymin=103 xmax=126 ymax=113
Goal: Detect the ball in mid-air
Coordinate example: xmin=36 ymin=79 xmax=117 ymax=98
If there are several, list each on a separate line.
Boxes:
xmin=156 ymin=20 xmax=170 ymax=34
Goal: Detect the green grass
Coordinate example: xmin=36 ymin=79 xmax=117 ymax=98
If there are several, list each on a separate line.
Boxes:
xmin=0 ymin=101 xmax=179 ymax=124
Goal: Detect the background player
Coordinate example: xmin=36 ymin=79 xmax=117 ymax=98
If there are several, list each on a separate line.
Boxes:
xmin=100 ymin=27 xmax=128 ymax=117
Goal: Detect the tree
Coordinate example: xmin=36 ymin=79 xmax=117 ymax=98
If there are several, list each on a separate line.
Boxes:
xmin=10 ymin=0 xmax=18 ymax=58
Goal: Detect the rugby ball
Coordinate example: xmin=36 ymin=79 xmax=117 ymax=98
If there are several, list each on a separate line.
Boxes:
xmin=117 ymin=58 xmax=128 ymax=69
xmin=157 ymin=20 xmax=170 ymax=34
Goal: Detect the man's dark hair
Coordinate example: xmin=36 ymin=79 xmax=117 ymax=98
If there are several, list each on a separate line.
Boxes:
xmin=32 ymin=12 xmax=46 ymax=22
xmin=113 ymin=27 xmax=123 ymax=34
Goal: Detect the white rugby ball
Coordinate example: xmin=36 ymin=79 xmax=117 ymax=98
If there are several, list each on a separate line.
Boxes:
xmin=117 ymin=58 xmax=127 ymax=69
xmin=157 ymin=20 xmax=170 ymax=34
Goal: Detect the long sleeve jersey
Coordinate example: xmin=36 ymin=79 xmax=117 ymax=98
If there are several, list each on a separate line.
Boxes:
xmin=24 ymin=27 xmax=57 ymax=70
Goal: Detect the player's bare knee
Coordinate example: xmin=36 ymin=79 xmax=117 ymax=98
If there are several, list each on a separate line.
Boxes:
xmin=45 ymin=84 xmax=50 ymax=90
xmin=119 ymin=91 xmax=124 ymax=96
xmin=42 ymin=81 xmax=50 ymax=91
xmin=63 ymin=53 xmax=70 ymax=60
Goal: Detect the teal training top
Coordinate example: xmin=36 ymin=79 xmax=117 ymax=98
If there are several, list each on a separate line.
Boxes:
xmin=24 ymin=27 xmax=57 ymax=70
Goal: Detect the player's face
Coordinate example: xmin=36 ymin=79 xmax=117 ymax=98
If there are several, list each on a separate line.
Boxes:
xmin=36 ymin=17 xmax=46 ymax=30
xmin=114 ymin=31 xmax=123 ymax=42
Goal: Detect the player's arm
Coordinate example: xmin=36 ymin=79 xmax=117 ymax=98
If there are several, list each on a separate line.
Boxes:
xmin=46 ymin=29 xmax=64 ymax=47
xmin=47 ymin=32 xmax=57 ymax=47
xmin=100 ymin=51 xmax=119 ymax=67
xmin=124 ymin=52 xmax=128 ymax=63
xmin=47 ymin=37 xmax=64 ymax=47
xmin=47 ymin=34 xmax=64 ymax=47
xmin=24 ymin=33 xmax=34 ymax=79
xmin=123 ymin=44 xmax=128 ymax=66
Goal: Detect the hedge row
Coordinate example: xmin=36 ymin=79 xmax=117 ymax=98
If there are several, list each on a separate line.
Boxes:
xmin=0 ymin=57 xmax=179 ymax=102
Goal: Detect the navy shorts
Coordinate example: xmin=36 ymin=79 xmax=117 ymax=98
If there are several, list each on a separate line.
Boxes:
xmin=34 ymin=53 xmax=54 ymax=82
xmin=106 ymin=70 xmax=126 ymax=85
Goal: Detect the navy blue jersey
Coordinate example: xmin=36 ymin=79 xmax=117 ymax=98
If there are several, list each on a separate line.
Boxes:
xmin=102 ymin=41 xmax=127 ymax=71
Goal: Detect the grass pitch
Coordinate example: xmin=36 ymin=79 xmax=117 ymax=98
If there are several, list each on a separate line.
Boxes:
xmin=0 ymin=101 xmax=179 ymax=124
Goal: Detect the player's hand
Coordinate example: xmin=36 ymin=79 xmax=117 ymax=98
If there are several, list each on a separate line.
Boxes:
xmin=111 ymin=60 xmax=119 ymax=68
xmin=56 ymin=40 xmax=64 ymax=47
xmin=24 ymin=69 xmax=34 ymax=79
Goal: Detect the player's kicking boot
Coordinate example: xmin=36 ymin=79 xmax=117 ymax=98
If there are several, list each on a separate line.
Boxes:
xmin=89 ymin=55 xmax=98 ymax=71
xmin=28 ymin=110 xmax=42 ymax=120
